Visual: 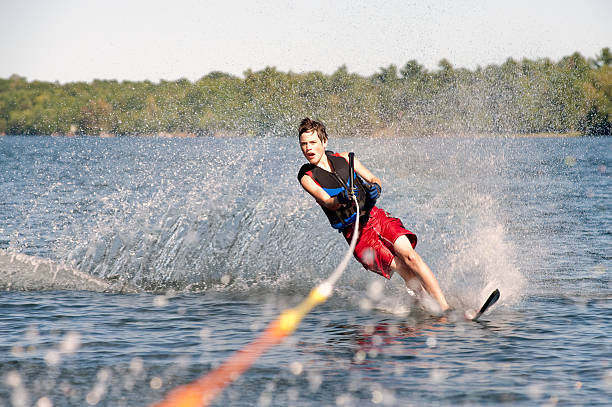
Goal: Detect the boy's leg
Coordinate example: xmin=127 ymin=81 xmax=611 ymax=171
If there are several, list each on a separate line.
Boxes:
xmin=390 ymin=235 xmax=449 ymax=312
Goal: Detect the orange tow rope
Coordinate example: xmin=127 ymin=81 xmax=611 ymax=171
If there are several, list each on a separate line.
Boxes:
xmin=150 ymin=283 xmax=333 ymax=407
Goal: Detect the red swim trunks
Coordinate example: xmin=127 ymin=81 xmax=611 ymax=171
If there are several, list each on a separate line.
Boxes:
xmin=342 ymin=206 xmax=417 ymax=279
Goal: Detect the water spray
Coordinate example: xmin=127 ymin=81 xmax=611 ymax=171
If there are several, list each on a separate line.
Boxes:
xmin=150 ymin=153 xmax=360 ymax=407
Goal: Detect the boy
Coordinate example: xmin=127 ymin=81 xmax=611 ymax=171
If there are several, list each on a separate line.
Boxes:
xmin=297 ymin=118 xmax=450 ymax=313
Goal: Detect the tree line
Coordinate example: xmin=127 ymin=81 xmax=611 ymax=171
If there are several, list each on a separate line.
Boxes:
xmin=1 ymin=48 xmax=610 ymax=137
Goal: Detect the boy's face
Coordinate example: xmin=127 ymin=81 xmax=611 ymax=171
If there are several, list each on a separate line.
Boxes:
xmin=299 ymin=130 xmax=327 ymax=165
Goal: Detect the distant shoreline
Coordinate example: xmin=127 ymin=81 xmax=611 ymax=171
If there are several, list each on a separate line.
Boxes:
xmin=2 ymin=50 xmax=611 ymax=138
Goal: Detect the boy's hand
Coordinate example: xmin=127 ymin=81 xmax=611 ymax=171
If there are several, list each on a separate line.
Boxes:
xmin=365 ymin=182 xmax=382 ymax=202
xmin=336 ymin=187 xmax=357 ymax=205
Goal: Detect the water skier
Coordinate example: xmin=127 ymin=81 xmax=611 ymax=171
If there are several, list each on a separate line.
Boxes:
xmin=297 ymin=118 xmax=450 ymax=313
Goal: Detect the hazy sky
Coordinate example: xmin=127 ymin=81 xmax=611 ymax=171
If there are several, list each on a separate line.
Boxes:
xmin=2 ymin=0 xmax=610 ymax=83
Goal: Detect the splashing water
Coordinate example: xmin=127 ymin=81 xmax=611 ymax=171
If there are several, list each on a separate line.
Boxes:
xmin=45 ymin=137 xmax=328 ymax=293
xmin=3 ymin=135 xmax=530 ymax=306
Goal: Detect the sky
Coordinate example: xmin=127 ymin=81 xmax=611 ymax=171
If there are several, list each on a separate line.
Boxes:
xmin=1 ymin=0 xmax=611 ymax=83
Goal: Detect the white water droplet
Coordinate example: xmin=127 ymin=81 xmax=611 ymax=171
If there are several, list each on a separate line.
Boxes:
xmin=289 ymin=361 xmax=303 ymax=375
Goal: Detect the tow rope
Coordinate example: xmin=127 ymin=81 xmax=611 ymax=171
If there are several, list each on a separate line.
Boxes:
xmin=150 ymin=153 xmax=360 ymax=407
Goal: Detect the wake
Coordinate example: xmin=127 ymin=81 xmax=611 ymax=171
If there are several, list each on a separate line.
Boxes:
xmin=0 ymin=249 xmax=131 ymax=292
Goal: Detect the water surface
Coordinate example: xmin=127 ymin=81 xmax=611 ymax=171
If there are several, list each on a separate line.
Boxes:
xmin=1 ymin=135 xmax=610 ymax=406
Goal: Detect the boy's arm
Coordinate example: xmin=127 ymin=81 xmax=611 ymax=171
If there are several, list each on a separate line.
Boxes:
xmin=300 ymin=175 xmax=343 ymax=210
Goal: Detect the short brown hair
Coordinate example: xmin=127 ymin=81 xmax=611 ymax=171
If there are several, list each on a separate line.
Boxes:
xmin=298 ymin=118 xmax=328 ymax=142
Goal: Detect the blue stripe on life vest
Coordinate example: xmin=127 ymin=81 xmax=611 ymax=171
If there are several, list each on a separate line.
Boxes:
xmin=331 ymin=213 xmax=357 ymax=229
xmin=323 ymin=186 xmax=344 ymax=197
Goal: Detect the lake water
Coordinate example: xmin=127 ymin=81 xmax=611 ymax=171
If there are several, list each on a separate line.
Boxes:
xmin=0 ymin=134 xmax=610 ymax=406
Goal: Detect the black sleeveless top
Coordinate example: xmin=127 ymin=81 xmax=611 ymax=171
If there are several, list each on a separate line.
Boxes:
xmin=298 ymin=151 xmax=370 ymax=230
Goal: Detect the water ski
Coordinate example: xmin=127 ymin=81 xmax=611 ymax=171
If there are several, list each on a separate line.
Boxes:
xmin=465 ymin=289 xmax=500 ymax=321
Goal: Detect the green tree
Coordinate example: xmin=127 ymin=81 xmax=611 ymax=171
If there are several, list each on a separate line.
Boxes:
xmin=79 ymin=98 xmax=114 ymax=134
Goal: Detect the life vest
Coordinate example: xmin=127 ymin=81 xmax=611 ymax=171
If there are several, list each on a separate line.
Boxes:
xmin=298 ymin=151 xmax=370 ymax=230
